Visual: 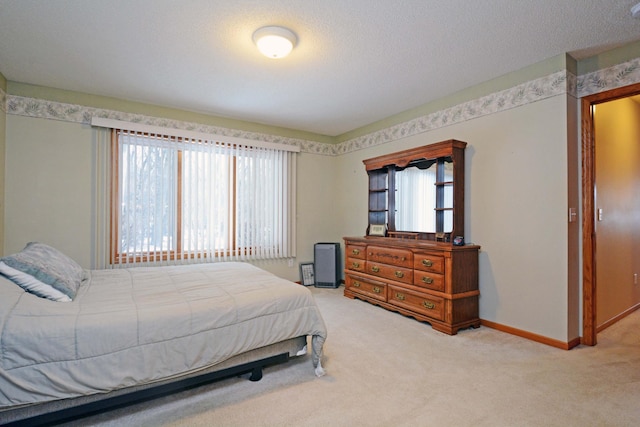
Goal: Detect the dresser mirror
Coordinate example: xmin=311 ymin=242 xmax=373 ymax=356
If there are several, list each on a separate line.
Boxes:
xmin=395 ymin=157 xmax=454 ymax=233
xmin=363 ymin=140 xmax=466 ymax=242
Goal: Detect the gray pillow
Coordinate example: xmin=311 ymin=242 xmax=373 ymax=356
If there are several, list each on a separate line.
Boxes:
xmin=0 ymin=242 xmax=87 ymax=300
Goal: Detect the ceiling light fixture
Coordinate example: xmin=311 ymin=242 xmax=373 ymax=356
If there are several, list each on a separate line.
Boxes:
xmin=252 ymin=26 xmax=297 ymax=59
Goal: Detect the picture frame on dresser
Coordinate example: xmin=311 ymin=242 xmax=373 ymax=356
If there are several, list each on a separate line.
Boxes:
xmin=368 ymin=224 xmax=387 ymax=237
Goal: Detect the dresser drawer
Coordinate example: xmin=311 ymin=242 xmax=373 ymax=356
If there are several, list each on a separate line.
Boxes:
xmin=346 ymin=244 xmax=366 ymax=260
xmin=413 ymin=252 xmax=445 ymax=274
xmin=366 ymin=261 xmax=413 ymax=284
xmin=345 ymin=275 xmax=386 ymax=302
xmin=367 ymin=245 xmax=413 ymax=268
xmin=388 ymin=285 xmax=445 ymax=321
xmin=413 ymin=271 xmax=445 ymax=292
xmin=346 ymin=257 xmax=366 ymax=273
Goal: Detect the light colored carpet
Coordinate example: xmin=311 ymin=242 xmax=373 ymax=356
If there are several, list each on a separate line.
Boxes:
xmin=61 ymin=286 xmax=640 ymax=427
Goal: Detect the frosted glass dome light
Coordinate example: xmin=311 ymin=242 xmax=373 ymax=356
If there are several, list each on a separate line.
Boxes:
xmin=253 ymin=26 xmax=297 ymax=59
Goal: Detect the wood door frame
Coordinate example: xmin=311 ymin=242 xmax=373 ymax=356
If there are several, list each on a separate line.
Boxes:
xmin=581 ymin=82 xmax=640 ymax=346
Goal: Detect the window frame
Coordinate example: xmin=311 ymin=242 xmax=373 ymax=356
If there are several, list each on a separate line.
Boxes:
xmin=110 ymin=129 xmax=244 ymax=264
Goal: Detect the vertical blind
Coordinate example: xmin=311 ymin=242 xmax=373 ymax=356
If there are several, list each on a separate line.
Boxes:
xmin=93 ymin=118 xmax=298 ymax=267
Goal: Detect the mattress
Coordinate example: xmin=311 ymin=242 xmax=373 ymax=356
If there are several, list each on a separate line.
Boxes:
xmin=0 ymin=262 xmax=327 ymax=409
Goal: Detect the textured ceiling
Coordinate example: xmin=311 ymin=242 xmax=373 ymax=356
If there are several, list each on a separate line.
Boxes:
xmin=1 ymin=0 xmax=640 ymax=137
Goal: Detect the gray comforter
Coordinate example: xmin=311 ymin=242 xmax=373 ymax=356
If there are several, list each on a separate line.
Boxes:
xmin=0 ymin=262 xmax=327 ymax=408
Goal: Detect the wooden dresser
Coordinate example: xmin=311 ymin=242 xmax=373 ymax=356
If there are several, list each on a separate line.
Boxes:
xmin=344 ymin=236 xmax=480 ymax=335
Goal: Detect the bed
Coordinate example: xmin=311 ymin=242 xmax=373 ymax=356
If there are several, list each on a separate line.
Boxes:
xmin=0 ymin=243 xmax=327 ymax=425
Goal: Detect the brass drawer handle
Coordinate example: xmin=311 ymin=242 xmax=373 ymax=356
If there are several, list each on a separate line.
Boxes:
xmin=422 ymin=259 xmax=433 ymax=267
xmin=353 ymin=281 xmax=361 ymax=288
xmin=423 ymin=301 xmax=435 ymax=310
xmin=351 ymin=262 xmax=360 ymax=269
xmin=422 ymin=276 xmax=433 ymax=284
xmin=352 ymin=248 xmax=360 ymax=255
xmin=371 ymin=266 xmax=380 ymax=273
xmin=395 ymin=271 xmax=404 ymax=278
xmin=373 ymin=286 xmax=382 ymax=294
xmin=395 ymin=292 xmax=405 ymax=301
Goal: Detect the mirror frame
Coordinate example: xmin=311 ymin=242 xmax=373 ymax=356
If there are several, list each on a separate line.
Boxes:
xmin=363 ymin=139 xmax=467 ymax=242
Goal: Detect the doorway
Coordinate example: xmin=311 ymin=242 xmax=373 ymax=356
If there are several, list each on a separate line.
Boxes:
xmin=582 ymin=82 xmax=640 ymax=346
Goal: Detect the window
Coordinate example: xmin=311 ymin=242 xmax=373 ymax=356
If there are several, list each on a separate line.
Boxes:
xmin=110 ymin=128 xmax=296 ymax=265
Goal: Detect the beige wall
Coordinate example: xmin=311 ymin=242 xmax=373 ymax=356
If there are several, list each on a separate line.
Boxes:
xmin=595 ymin=97 xmax=640 ymax=326
xmin=337 ymin=95 xmax=572 ymax=341
xmin=566 ymin=94 xmax=581 ymax=340
xmin=5 ymin=117 xmax=94 ymax=265
xmin=3 ymin=115 xmax=341 ymax=283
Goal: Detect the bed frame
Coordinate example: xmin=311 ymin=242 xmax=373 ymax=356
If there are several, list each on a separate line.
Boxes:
xmin=0 ymin=336 xmax=307 ymax=426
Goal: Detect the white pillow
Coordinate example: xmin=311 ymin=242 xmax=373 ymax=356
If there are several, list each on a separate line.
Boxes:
xmin=0 ymin=261 xmax=72 ymax=302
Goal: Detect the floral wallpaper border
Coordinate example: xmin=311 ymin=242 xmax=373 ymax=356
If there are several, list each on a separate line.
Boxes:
xmin=336 ymin=70 xmax=573 ymax=155
xmin=4 ymin=56 xmax=640 ymax=156
xmin=577 ymin=56 xmax=640 ymax=98
xmin=4 ymin=93 xmax=336 ymax=155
